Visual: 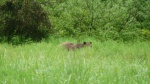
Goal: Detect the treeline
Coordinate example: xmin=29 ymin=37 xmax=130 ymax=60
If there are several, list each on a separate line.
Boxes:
xmin=0 ymin=0 xmax=150 ymax=44
xmin=42 ymin=0 xmax=150 ymax=41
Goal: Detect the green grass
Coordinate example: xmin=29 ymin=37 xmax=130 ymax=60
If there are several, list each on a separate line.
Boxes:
xmin=0 ymin=38 xmax=150 ymax=84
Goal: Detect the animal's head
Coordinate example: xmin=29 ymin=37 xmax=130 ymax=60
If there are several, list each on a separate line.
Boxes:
xmin=83 ymin=42 xmax=92 ymax=48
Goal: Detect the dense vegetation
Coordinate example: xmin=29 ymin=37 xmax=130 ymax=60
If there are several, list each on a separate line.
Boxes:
xmin=0 ymin=38 xmax=150 ymax=84
xmin=0 ymin=0 xmax=150 ymax=44
xmin=0 ymin=0 xmax=150 ymax=83
xmin=0 ymin=0 xmax=51 ymax=44
xmin=41 ymin=0 xmax=150 ymax=41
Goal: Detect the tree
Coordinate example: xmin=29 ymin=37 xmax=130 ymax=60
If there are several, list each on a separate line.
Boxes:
xmin=0 ymin=0 xmax=52 ymax=44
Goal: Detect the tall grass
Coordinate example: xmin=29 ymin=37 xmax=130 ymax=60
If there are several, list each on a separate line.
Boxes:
xmin=0 ymin=38 xmax=150 ymax=84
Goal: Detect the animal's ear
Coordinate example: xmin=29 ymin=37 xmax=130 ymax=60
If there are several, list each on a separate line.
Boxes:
xmin=83 ymin=42 xmax=86 ymax=44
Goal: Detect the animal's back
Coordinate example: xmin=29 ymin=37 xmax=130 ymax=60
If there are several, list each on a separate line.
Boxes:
xmin=59 ymin=42 xmax=75 ymax=50
xmin=59 ymin=42 xmax=73 ymax=46
xmin=59 ymin=41 xmax=92 ymax=51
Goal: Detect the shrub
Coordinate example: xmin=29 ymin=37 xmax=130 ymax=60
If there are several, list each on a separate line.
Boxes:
xmin=0 ymin=0 xmax=52 ymax=44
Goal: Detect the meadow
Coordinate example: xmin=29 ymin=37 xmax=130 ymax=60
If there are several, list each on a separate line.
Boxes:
xmin=0 ymin=38 xmax=150 ymax=84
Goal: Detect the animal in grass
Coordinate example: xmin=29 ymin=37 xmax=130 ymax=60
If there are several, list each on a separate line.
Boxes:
xmin=59 ymin=42 xmax=92 ymax=51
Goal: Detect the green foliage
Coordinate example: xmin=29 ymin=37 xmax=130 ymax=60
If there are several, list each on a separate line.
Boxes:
xmin=0 ymin=39 xmax=150 ymax=83
xmin=0 ymin=0 xmax=150 ymax=43
xmin=40 ymin=0 xmax=150 ymax=41
xmin=0 ymin=0 xmax=52 ymax=44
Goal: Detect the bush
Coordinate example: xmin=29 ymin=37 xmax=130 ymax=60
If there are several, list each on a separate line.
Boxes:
xmin=46 ymin=0 xmax=150 ymax=41
xmin=0 ymin=0 xmax=52 ymax=44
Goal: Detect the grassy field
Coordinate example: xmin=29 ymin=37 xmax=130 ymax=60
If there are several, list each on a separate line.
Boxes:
xmin=0 ymin=38 xmax=150 ymax=84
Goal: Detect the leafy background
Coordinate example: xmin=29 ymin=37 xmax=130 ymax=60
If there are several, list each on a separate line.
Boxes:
xmin=0 ymin=0 xmax=150 ymax=44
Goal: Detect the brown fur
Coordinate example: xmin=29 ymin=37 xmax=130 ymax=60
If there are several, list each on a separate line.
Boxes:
xmin=59 ymin=42 xmax=92 ymax=51
xmin=58 ymin=42 xmax=75 ymax=51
